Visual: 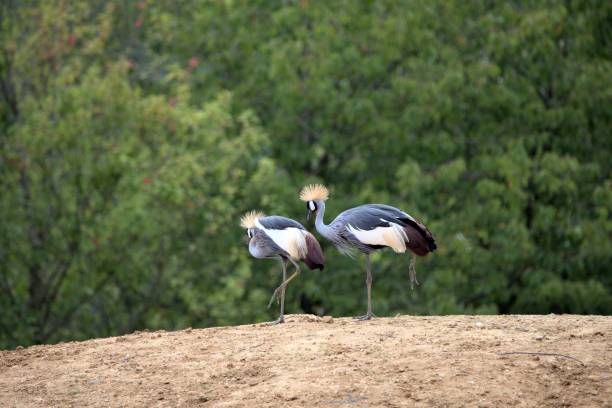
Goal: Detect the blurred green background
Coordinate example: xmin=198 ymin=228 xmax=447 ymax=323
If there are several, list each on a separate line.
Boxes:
xmin=1 ymin=0 xmax=611 ymax=349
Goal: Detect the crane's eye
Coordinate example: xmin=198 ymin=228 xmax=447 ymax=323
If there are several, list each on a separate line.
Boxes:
xmin=308 ymin=201 xmax=317 ymax=211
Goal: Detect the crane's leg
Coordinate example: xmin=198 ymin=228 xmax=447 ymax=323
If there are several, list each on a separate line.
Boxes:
xmin=267 ymin=258 xmax=301 ymax=311
xmin=268 ymin=259 xmax=288 ymax=325
xmin=409 ymin=252 xmax=419 ymax=290
xmin=354 ymin=254 xmax=376 ymax=320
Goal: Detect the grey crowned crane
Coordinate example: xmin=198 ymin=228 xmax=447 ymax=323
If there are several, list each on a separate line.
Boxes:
xmin=240 ymin=211 xmax=325 ymax=324
xmin=299 ymin=184 xmax=436 ymax=320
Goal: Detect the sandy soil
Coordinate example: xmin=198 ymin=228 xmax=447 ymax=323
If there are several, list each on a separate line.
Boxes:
xmin=1 ymin=314 xmax=611 ymax=407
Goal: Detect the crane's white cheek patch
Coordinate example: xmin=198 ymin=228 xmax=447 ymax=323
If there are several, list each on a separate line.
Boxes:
xmin=347 ymin=224 xmax=407 ymax=253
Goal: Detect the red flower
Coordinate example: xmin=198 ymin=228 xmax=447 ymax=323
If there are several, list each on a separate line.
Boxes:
xmin=187 ymin=56 xmax=199 ymax=71
xmin=143 ymin=177 xmax=152 ymax=185
xmin=134 ymin=17 xmax=143 ymax=29
xmin=67 ymin=34 xmax=77 ymax=46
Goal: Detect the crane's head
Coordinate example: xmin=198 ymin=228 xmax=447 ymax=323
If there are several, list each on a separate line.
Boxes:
xmin=240 ymin=210 xmax=264 ymax=239
xmin=299 ymin=184 xmax=328 ymax=220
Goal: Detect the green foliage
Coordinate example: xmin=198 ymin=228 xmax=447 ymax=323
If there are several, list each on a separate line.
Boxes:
xmin=1 ymin=0 xmax=610 ymax=349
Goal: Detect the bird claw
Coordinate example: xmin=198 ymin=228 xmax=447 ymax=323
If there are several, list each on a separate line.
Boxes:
xmin=353 ymin=312 xmax=376 ymax=321
xmin=267 ymin=287 xmax=282 ymax=309
xmin=266 ymin=316 xmax=285 ymax=325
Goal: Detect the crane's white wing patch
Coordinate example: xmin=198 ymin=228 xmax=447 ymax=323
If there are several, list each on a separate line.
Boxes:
xmin=255 ymin=220 xmax=307 ymax=260
xmin=347 ymin=220 xmax=408 ymax=253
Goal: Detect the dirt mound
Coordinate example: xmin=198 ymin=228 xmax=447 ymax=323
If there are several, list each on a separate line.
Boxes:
xmin=1 ymin=314 xmax=610 ymax=407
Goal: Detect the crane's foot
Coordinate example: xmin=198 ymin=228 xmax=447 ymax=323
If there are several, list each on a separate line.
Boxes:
xmin=353 ymin=312 xmax=376 ymax=321
xmin=267 ymin=286 xmax=283 ymax=309
xmin=266 ymin=316 xmax=285 ymax=325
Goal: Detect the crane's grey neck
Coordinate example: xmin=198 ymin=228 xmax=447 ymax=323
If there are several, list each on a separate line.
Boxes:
xmin=314 ymin=200 xmax=334 ymax=239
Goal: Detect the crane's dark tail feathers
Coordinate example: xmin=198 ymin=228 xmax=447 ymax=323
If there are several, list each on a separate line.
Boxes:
xmin=400 ymin=217 xmax=437 ymax=256
xmin=303 ymin=233 xmax=325 ymax=270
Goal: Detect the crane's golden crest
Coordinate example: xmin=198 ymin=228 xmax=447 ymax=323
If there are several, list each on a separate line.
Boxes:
xmin=299 ymin=184 xmax=329 ymax=202
xmin=240 ymin=210 xmax=265 ymax=229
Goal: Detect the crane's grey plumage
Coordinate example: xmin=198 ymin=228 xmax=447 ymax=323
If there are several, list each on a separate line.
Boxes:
xmin=258 ymin=215 xmax=305 ymax=231
xmin=241 ymin=211 xmax=324 ymax=324
xmin=300 ymin=184 xmax=436 ymax=320
xmin=248 ymin=228 xmax=284 ymax=259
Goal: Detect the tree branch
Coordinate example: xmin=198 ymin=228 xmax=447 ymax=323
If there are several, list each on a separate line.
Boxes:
xmin=0 ymin=267 xmax=16 ymax=306
xmin=39 ymin=166 xmax=90 ymax=336
xmin=0 ymin=33 xmax=19 ymax=122
xmin=40 ymin=272 xmax=114 ymax=342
